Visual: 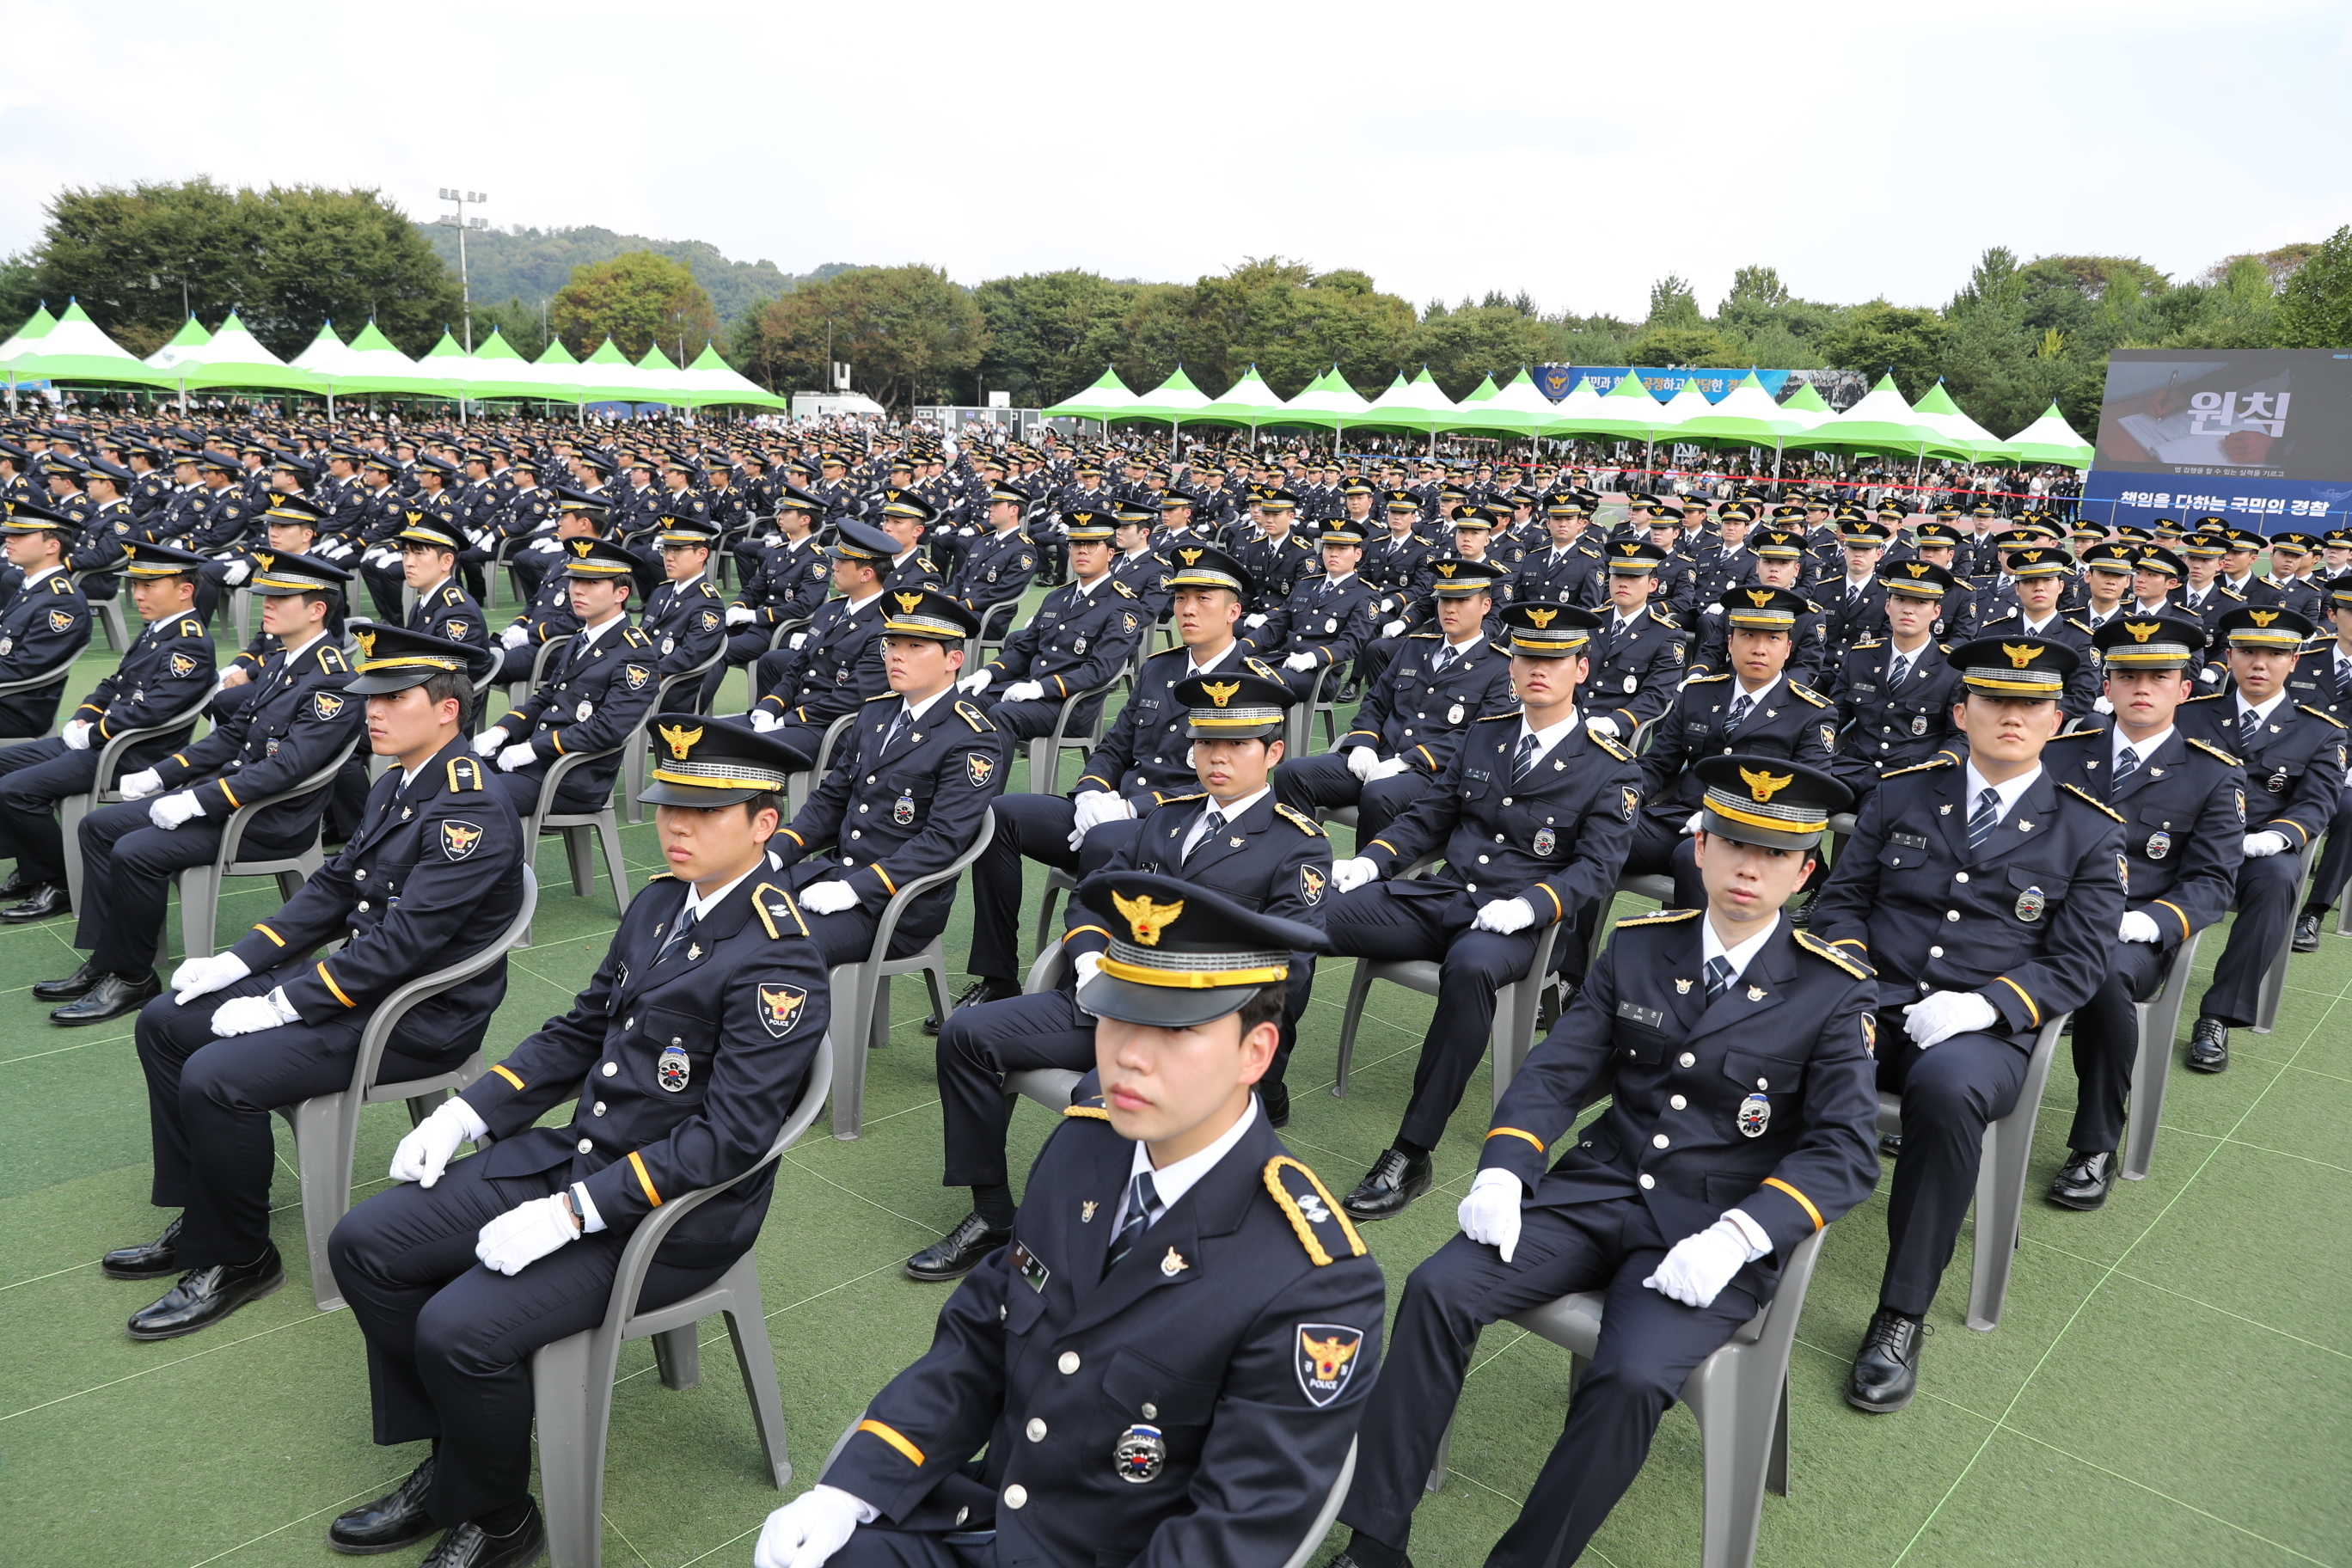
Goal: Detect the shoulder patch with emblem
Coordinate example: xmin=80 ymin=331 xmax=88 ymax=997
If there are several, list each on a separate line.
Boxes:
xmin=954 ymin=700 xmax=995 ymax=732
xmin=1794 ymin=927 xmax=1875 ymax=980
xmin=623 ymin=663 xmax=652 ymax=689
xmin=1789 ymin=682 xmax=1828 ymax=707
xmin=438 ymin=819 xmax=486 ymax=860
xmin=1274 ymin=803 xmax=1325 ymax=837
xmin=1264 ymin=1155 xmax=1368 ymax=1265
xmin=311 ymin=691 xmax=346 ymax=720
xmin=754 ymin=979 xmax=811 ymax=1037
xmin=2185 ymin=737 xmax=2240 ymax=767
xmin=2061 ymin=782 xmax=2125 ymax=823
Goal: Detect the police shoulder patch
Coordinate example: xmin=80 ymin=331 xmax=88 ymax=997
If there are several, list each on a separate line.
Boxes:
xmin=1591 ymin=732 xmax=1634 ymax=763
xmin=1264 ymin=1155 xmax=1367 ymax=1265
xmin=1794 ymin=928 xmax=1875 ymax=980
xmin=954 ymin=700 xmax=995 ymax=732
xmin=179 ymin=618 xmax=205 ymax=637
xmin=1789 ymin=682 xmax=1828 ymax=707
xmin=2061 ymin=782 xmax=2125 ymax=823
xmin=2185 ymin=737 xmax=2241 ymax=767
xmin=439 ymin=818 xmax=487 ymax=860
xmin=444 ymin=756 xmax=485 ymax=792
xmin=750 ymin=881 xmax=809 ymax=940
xmin=1881 ymin=757 xmax=1956 ymax=778
xmin=2299 ymin=704 xmax=2348 ymax=729
xmin=1274 ymin=803 xmax=1324 ymax=837
xmin=311 ymin=691 xmax=346 ymax=720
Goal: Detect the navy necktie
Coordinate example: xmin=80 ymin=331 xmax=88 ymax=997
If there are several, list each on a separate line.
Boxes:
xmin=1704 ymin=954 xmax=1734 ymax=1001
xmin=1967 ymin=786 xmax=2001 ymax=850
xmin=1513 ymin=733 xmax=1540 ymax=781
xmin=2239 ymin=707 xmax=2260 ymax=748
xmin=1724 ymin=693 xmax=1754 ymax=735
xmin=1105 ymin=1170 xmax=1161 ymax=1274
xmin=2111 ymin=745 xmax=2140 ymax=787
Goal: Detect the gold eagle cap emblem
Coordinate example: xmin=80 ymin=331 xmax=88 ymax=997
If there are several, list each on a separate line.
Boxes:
xmin=1526 ymin=607 xmax=1558 ymax=627
xmin=2123 ymin=621 xmax=2159 ymax=642
xmin=1746 ymin=588 xmax=1775 ymax=606
xmin=1434 ymin=561 xmax=1457 ymax=577
xmin=1111 ymin=890 xmax=1184 ymax=946
xmin=353 ymin=628 xmax=377 ymax=658
xmin=892 ymin=591 xmax=924 ymax=615
xmin=404 ymin=510 xmax=423 ymax=526
xmin=571 ymin=538 xmax=596 ymax=556
xmin=2248 ymin=609 xmax=2279 ymax=626
xmin=2001 ymin=642 xmax=2043 ymax=668
xmin=1905 ymin=561 xmax=1930 ymax=576
xmin=1740 ymin=766 xmax=1795 ymax=802
xmin=658 ymin=723 xmax=703 ymax=761
xmin=1178 ymin=548 xmax=1203 ymax=564
xmin=1199 ymin=680 xmax=1241 ymax=708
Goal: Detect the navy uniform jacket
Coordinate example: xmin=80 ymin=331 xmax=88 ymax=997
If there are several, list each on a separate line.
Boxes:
xmin=2042 ymin=723 xmax=2245 ymax=952
xmin=1687 ymin=596 xmax=1829 ymax=689
xmin=1579 ymin=608 xmax=1686 ymax=735
xmin=948 ymin=529 xmax=1038 ymax=610
xmin=499 ymin=570 xmax=583 ymax=653
xmin=755 ymin=592 xmax=887 ymax=727
xmin=1361 ymin=532 xmax=1432 ymax=620
xmin=226 ymin=741 xmax=523 ymax=1042
xmin=1363 ymin=715 xmax=1643 ymax=928
xmin=456 ymin=873 xmax=828 ymax=1268
xmin=1336 ymin=634 xmax=1517 ymax=776
xmin=0 ymin=567 xmax=91 ymax=733
xmin=2174 ymin=692 xmax=2346 ymax=854
xmin=149 ymin=634 xmax=361 ymax=840
xmin=1070 ymin=792 xmax=1332 ymax=954
xmin=501 ymin=622 xmax=661 ymax=793
xmin=1234 ymin=532 xmax=1317 ymax=628
xmin=1480 ymin=912 xmax=1879 ymax=1295
xmin=1688 ymin=542 xmax=1761 ymax=609
xmin=1107 ymin=547 xmax=1171 ymax=621
xmin=1810 ymin=758 xmax=2126 ymax=1038
xmin=830 ymin=1108 xmax=1383 ymax=1567
xmin=1639 ymin=674 xmax=1835 ymax=827
xmin=882 ymin=551 xmax=947 ymax=599
xmin=639 ymin=575 xmax=726 ymax=676
xmin=65 ymin=610 xmax=214 ymax=750
xmin=1253 ymin=569 xmax=1380 ymax=673
xmin=1074 ymin=648 xmax=1283 ymax=808
xmin=737 ymin=536 xmax=831 ymax=628
xmin=771 ymin=695 xmax=1003 ymax=943
xmin=2282 ymin=644 xmax=2352 ymax=727
xmin=1514 ymin=542 xmax=1608 ymax=611
xmin=70 ymin=496 xmax=137 ymax=578
xmin=405 ymin=578 xmax=488 ymax=649
xmin=1818 ymin=577 xmax=1889 ymax=652
xmin=983 ymin=579 xmax=1147 ymax=701
xmin=1827 ymin=639 xmax=1966 ymax=783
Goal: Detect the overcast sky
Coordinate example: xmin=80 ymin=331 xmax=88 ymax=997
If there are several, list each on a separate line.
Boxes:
xmin=5 ymin=0 xmax=2345 ymax=320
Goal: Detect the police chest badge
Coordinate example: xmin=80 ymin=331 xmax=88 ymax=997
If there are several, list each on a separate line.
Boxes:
xmin=1295 ymin=1324 xmax=1364 ymax=1409
xmin=2146 ymin=830 xmax=2171 ymax=860
xmin=656 ymin=1044 xmax=690 ymax=1093
xmin=1114 ymin=1424 xmax=1167 ymax=1483
xmin=1533 ymin=825 xmax=1557 ymax=856
xmin=1911 ymin=714 xmax=1929 ymax=736
xmin=2267 ymin=767 xmax=2288 ymax=793
xmin=756 ymin=983 xmax=808 ymax=1037
xmin=661 ymin=635 xmax=675 ymax=656
xmin=2014 ymin=885 xmax=2046 ymax=922
xmin=577 ymin=700 xmax=594 ymax=721
xmin=892 ymin=789 xmax=916 ymax=826
xmin=440 ymin=820 xmax=485 ymax=860
xmin=1448 ymin=702 xmax=1465 ymax=725
xmin=1737 ymin=1093 xmax=1772 ymax=1137
xmin=1325 ymin=616 xmax=1339 ymax=634
xmin=1623 ymin=674 xmax=1639 ymax=694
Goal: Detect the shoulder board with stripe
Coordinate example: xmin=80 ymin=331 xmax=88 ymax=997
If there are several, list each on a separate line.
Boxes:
xmin=1851 ymin=638 xmax=1885 ymax=650
xmin=1882 ymin=757 xmax=1954 ymax=778
xmin=443 ymin=586 xmax=464 ymax=604
xmin=751 ymin=881 xmax=809 ymax=940
xmin=2060 ymin=782 xmax=2124 ymax=822
xmin=313 ymin=642 xmax=348 ymax=671
xmin=1242 ymin=657 xmax=1281 ymax=679
xmin=1794 ymin=928 xmax=1874 ymax=980
xmin=2185 ymin=737 xmax=2240 ymax=766
xmin=1273 ymin=803 xmax=1325 ymax=837
xmin=1648 ymin=608 xmax=1677 ymax=625
xmin=444 ymin=756 xmax=486 ymax=792
xmin=1616 ymin=907 xmax=1701 ymax=927
xmin=1153 ymin=790 xmax=1207 ymax=805
xmin=955 ymin=700 xmax=995 ymax=732
xmin=47 ymin=575 xmax=70 ymax=592
xmin=1142 ymin=644 xmax=1190 ymax=662
xmin=1591 ymin=732 xmax=1633 ymax=762
xmin=697 ymin=579 xmax=722 ymax=597
xmin=1477 ymin=709 xmax=1521 ymax=723
xmin=1790 ymin=682 xmax=1828 ymax=707
xmin=2299 ymin=704 xmax=2348 ymax=729
xmin=178 ymin=618 xmax=205 ymax=637
xmin=2046 ymin=727 xmax=2100 ymax=742
xmin=1408 ymin=631 xmax=1440 ymax=640
xmin=2182 ymin=692 xmax=2226 ymax=705
xmin=1063 ymin=1099 xmax=1111 ymax=1121
xmin=1111 ymin=579 xmax=1136 ymax=597
xmin=865 ymin=691 xmax=899 ymax=703
xmin=1686 ymin=671 xmax=1732 ymax=684
xmin=622 ymin=626 xmax=652 ymax=646
xmin=1264 ymin=1155 xmax=1367 ymax=1265
xmin=645 ymin=871 xmax=676 ymax=882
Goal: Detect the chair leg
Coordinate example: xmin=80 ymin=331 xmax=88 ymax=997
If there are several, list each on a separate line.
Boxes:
xmin=1424 ymin=1411 xmax=1456 ymax=1492
xmin=830 ymin=965 xmax=869 ymax=1140
xmin=1032 ymin=876 xmax=1068 ymax=964
xmin=2122 ymin=1000 xmax=2171 ymax=1182
xmin=1332 ymin=960 xmax=1375 ymax=1099
xmin=62 ymin=795 xmax=89 ymax=914
xmin=624 ymin=744 xmax=647 ymax=826
xmin=868 ymin=973 xmax=892 ymax=1051
xmin=531 ymin=1331 xmax=618 ymax=1568
xmin=405 ymin=1089 xmax=448 ymax=1125
xmin=1767 ymin=1374 xmax=1791 ymax=1498
xmin=720 ymin=1276 xmax=795 ymax=1490
xmin=1967 ymin=1120 xmax=2029 ymax=1333
xmin=563 ymin=826 xmax=597 ymax=897
xmin=652 ymin=1325 xmax=702 ymax=1391
xmin=596 ymin=814 xmax=632 ymax=916
xmin=1687 ymin=1346 xmax=1779 ymax=1568
xmin=287 ymin=1095 xmax=354 ymax=1313
xmin=182 ymin=865 xmax=219 ymax=960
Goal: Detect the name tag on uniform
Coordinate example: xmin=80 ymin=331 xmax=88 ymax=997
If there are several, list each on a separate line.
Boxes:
xmin=1009 ymin=1240 xmax=1050 ymax=1294
xmin=1465 ymin=767 xmax=1491 ymax=782
xmin=1890 ymin=831 xmax=1929 ymax=849
xmin=1616 ymin=1001 xmax=1664 ymax=1029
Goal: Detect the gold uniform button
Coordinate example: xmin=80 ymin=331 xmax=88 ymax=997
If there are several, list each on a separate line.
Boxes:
xmin=1057 ymin=1351 xmax=1081 ymax=1375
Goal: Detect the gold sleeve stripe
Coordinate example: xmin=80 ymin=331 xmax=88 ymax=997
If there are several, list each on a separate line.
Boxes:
xmin=873 ymin=865 xmax=898 ymax=896
xmin=627 ymin=1150 xmax=662 ymax=1207
xmin=1535 ymin=884 xmax=1564 ymax=922
xmin=316 ymin=962 xmax=355 ymax=1008
xmin=1762 ymin=1177 xmax=1824 ymax=1232
xmin=489 ymin=1063 xmax=524 ymax=1090
xmin=218 ymin=779 xmax=241 ymax=808
xmin=779 ymin=827 xmax=805 ymax=847
xmin=1486 ymin=1127 xmax=1547 ymax=1154
xmin=856 ymin=1418 xmax=924 ymax=1467
xmin=254 ymin=923 xmax=285 ymax=947
xmin=1994 ymin=976 xmax=2039 ymax=1027
xmin=2154 ymin=899 xmax=2190 ymax=942
xmin=1062 ymin=924 xmax=1111 ymax=946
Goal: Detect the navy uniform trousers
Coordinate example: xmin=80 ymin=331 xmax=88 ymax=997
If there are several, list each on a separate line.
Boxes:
xmin=963 ymin=794 xmax=1142 ymax=985
xmin=0 ymin=740 xmax=105 ymax=887
xmin=76 ymin=800 xmax=313 ymax=975
xmin=1615 ymin=814 xmax=1706 ymax=911
xmin=1273 ymin=750 xmax=1438 ymax=848
xmin=2306 ymin=781 xmax=2352 ymax=916
xmin=1872 ymin=1009 xmax=2031 ymax=1317
xmin=132 ymin=971 xmax=468 ymax=1269
xmin=2198 ymin=854 xmax=2303 ymax=1028
xmin=2067 ymin=942 xmax=2171 ymax=1153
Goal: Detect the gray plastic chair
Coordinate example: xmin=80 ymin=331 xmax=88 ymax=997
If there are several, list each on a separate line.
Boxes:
xmin=1877 ymin=1009 xmax=2068 ymax=1332
xmin=517 ymin=729 xmax=642 ymax=944
xmin=2122 ymin=928 xmax=2204 ymax=1182
xmin=157 ymin=738 xmax=360 ymax=962
xmin=826 ymin=809 xmax=997 ymax=1140
xmin=968 ymin=597 xmax=1022 ymax=669
xmin=69 ymin=568 xmax=132 ymax=652
xmin=1424 ymin=1228 xmax=1829 ymax=1568
xmin=0 ymin=647 xmax=89 ymax=743
xmin=60 ymin=691 xmax=211 ymax=912
xmin=622 ymin=644 xmax=728 ymax=823
xmin=504 ymin=637 xmax=565 ymax=715
xmin=2251 ymin=835 xmax=2323 ymax=1034
xmin=278 ymin=869 xmax=538 ymax=1310
xmin=1021 ymin=675 xmax=1120 ymax=796
xmin=1002 ymin=945 xmax=1087 ymax=1115
xmin=785 ymin=712 xmax=858 ymax=818
xmin=530 ymin=1032 xmax=834 ymax=1568
xmin=1282 ymin=662 xmax=1339 ymax=759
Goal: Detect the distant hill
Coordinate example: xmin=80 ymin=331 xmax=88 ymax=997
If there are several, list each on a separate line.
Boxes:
xmin=423 ymin=224 xmax=858 ymax=327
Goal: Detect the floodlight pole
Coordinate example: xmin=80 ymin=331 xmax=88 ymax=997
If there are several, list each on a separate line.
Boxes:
xmin=436 ymin=188 xmax=490 ymax=352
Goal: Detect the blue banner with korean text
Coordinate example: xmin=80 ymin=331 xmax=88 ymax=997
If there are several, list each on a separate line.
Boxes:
xmin=1533 ymin=366 xmax=1794 ymax=402
xmin=2082 ymin=348 xmax=2352 ymax=532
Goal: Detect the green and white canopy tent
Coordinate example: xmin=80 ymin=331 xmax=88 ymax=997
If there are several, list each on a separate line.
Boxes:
xmin=322 ymin=321 xmax=434 ymax=399
xmin=1804 ymin=375 xmax=1969 ymax=473
xmin=1118 ymin=366 xmax=1213 ymax=436
xmin=2 ymin=302 xmax=170 ymax=400
xmin=144 ymin=315 xmax=213 ymax=378
xmin=1189 ymin=365 xmax=1291 ymax=441
xmin=1667 ymin=371 xmax=1834 ymax=483
xmin=0 ymin=304 xmax=57 ymax=409
xmin=1357 ymin=368 xmax=1459 ymax=451
xmin=454 ymin=329 xmax=560 ymax=402
xmin=1042 ymin=365 xmax=1141 ymax=424
xmin=1911 ymin=380 xmax=2008 ymax=462
xmin=1442 ymin=371 xmax=1548 ymax=439
xmin=1476 ymin=368 xmax=1572 ymax=440
xmin=1997 ymin=401 xmax=2095 ymax=468
xmin=156 ymin=312 xmax=323 ymax=401
xmin=1271 ymin=366 xmax=1374 ymax=440
xmin=682 ymin=343 xmax=791 ymax=410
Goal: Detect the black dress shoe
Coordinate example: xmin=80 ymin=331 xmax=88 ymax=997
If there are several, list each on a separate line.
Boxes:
xmin=32 ymin=958 xmax=101 ymax=1002
xmin=1878 ymin=1132 xmax=1903 ymax=1159
xmin=905 ymin=1212 xmax=1011 ymax=1282
xmin=2048 ymin=1149 xmax=2116 ymax=1211
xmin=0 ymin=864 xmax=32 ymax=899
xmin=418 ymin=1503 xmax=545 ymax=1568
xmin=125 ymin=1243 xmax=284 ymax=1340
xmin=101 ymin=1216 xmax=185 ymax=1280
xmin=1258 ymin=1080 xmax=1289 ymax=1129
xmin=51 ymin=970 xmax=162 ymax=1026
xmin=1846 ymin=1306 xmax=1928 ymax=1413
xmin=1341 ymin=1148 xmax=1432 ymax=1222
xmin=922 ymin=977 xmax=1017 ymax=1037
xmin=2186 ymin=1015 xmax=2230 ymax=1074
xmin=330 ymin=1455 xmax=438 ymax=1555
xmin=2293 ymin=912 xmax=2323 ymax=952
xmin=0 ymin=882 xmax=68 ymax=922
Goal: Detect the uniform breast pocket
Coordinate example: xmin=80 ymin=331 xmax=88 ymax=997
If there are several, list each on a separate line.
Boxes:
xmin=2000 ymin=866 xmax=2067 ymax=928
xmin=1612 ymin=1005 xmax=1668 ymax=1064
xmin=639 ymin=1005 xmax=714 ymax=1093
xmin=1100 ymin=1349 xmax=1219 ymax=1434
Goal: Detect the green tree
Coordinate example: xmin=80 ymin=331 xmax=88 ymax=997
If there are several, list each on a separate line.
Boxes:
xmin=1726 ymin=266 xmax=1790 ymax=309
xmin=1818 ymin=303 xmax=1951 ymax=399
xmin=1412 ymin=306 xmax=1556 ymax=397
xmin=551 ymin=250 xmax=719 ymax=361
xmin=2271 ymin=225 xmax=2352 ymax=347
xmin=733 ymin=265 xmax=986 ymax=413
xmin=1646 ymin=274 xmax=1701 ymax=328
xmin=1626 ymin=324 xmax=1743 ymax=368
xmin=973 ymin=271 xmax=1140 ymax=405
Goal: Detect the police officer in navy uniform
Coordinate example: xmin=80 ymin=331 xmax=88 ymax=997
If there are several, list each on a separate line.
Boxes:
xmin=2038 ymin=615 xmax=2246 ymax=1209
xmin=43 ymin=552 xmax=361 ymax=1026
xmin=1971 ymin=542 xmax=2102 ymax=719
xmin=707 ymin=484 xmax=831 ymax=709
xmin=635 ymin=516 xmax=727 ymax=686
xmin=1326 ymin=757 xmax=1877 ymax=1568
xmin=755 ymin=870 xmax=1381 ymax=1568
xmin=765 ymin=590 xmax=1002 ymax=967
xmin=0 ymin=542 xmax=213 ymax=922
xmin=1275 ymin=558 xmax=1517 ymax=847
xmin=945 ymin=476 xmax=1039 ymax=620
xmin=394 ymin=513 xmax=490 ymax=650
xmin=1818 ymin=517 xmax=1895 ymax=653
xmin=0 ymin=499 xmax=94 ymax=733
xmin=1323 ymin=603 xmax=1645 ymax=1221
xmin=1514 ymin=493 xmax=1608 ymax=612
xmin=1621 ymin=587 xmax=1836 ymax=909
xmin=956 ymin=511 xmax=1146 ymax=747
xmin=750 ymin=520 xmax=895 ymax=768
xmin=1106 ymin=497 xmax=1171 ymax=620
xmin=489 ymin=491 xmax=603 ymax=686
xmin=1826 ymin=563 xmax=1968 ymax=803
xmin=910 ymin=672 xmax=1332 ymax=1280
xmin=1810 ymin=634 xmax=2125 ymax=1412
xmin=1234 ymin=490 xmax=1318 ymax=642
xmin=1254 ymin=519 xmax=1381 ymax=700
xmin=1580 ymin=539 xmax=1685 ymax=744
xmin=1687 ymin=525 xmax=1830 ymax=689
xmin=323 ymin=721 xmax=830 ymax=1568
xmin=2177 ymin=606 xmax=2347 ymax=1071
xmin=474 ymin=536 xmax=659 ymax=818
xmin=103 ymin=626 xmax=524 ymax=1340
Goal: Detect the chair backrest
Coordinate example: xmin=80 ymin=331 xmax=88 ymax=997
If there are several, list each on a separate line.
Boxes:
xmin=0 ymin=644 xmax=88 ymax=702
xmin=863 ymin=806 xmax=997 ymax=965
xmin=91 ymin=691 xmax=211 ymax=790
xmin=217 ymin=732 xmax=364 ymax=866
xmin=347 ymin=867 xmax=541 ymax=1103
xmin=525 ymin=713 xmax=645 ymax=824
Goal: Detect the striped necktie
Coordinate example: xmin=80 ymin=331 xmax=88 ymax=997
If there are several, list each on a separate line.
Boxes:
xmin=1105 ymin=1170 xmax=1161 ymax=1275
xmin=1967 ymin=786 xmax=2001 ymax=850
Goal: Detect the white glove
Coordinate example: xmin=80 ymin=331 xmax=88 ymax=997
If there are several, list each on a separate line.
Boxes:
xmin=1004 ymin=680 xmax=1046 ymax=702
xmin=751 ymin=1485 xmax=865 ymax=1568
xmin=1243 ymin=613 xmax=1268 ymax=628
xmin=2241 ymin=831 xmax=2288 ymax=859
xmin=1071 ymin=789 xmax=1132 ymax=837
xmin=497 ymin=742 xmax=537 ymax=772
xmin=1585 ymin=715 xmax=1620 ymax=739
xmin=956 ymin=670 xmax=993 ymax=695
xmin=118 ymin=767 xmax=163 ymax=799
xmin=1681 ymin=811 xmax=1704 ymax=837
xmin=1368 ymin=755 xmax=1412 ymax=781
xmin=500 ymin=623 xmax=529 ymax=648
xmin=2197 ymin=666 xmax=2220 ymax=683
xmin=61 ymin=719 xmax=90 ymax=750
xmin=475 ymin=1193 xmax=579 ymax=1276
xmin=209 ymin=989 xmax=299 ymax=1038
xmin=1474 ymin=897 xmax=1537 ymax=934
xmin=1331 ymin=856 xmax=1378 ymax=893
xmin=1381 ymin=619 xmax=1406 ymax=638
xmin=474 ymin=727 xmax=507 ymax=756
xmin=2119 ymin=910 xmax=2162 ymax=944
xmin=150 ymin=790 xmax=204 ymax=830
xmin=221 ymin=558 xmax=252 ymax=586
xmin=1344 ymin=745 xmax=1379 ymax=781
xmin=1283 ymin=652 xmax=1318 ymax=671
xmin=1643 ymin=1218 xmax=1757 ymax=1309
xmin=1072 ymin=950 xmax=1103 ymax=1018
xmin=171 ymin=950 xmax=250 ymax=1004
xmin=1457 ymin=1167 xmax=1524 ymax=1262
xmin=389 ymin=1097 xmax=487 ymax=1186
xmin=750 ymin=709 xmax=781 ymax=732
xmin=2092 ymin=695 xmax=2114 ymax=714
xmin=788 ymin=631 xmax=809 ymax=651
xmin=726 ymin=603 xmax=756 ymax=627
xmin=797 ymin=879 xmax=860 ymax=915
xmin=1902 ymin=989 xmax=2000 ymax=1048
